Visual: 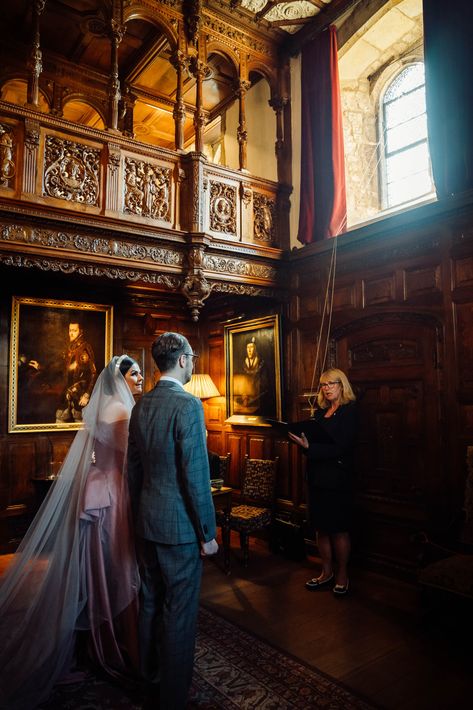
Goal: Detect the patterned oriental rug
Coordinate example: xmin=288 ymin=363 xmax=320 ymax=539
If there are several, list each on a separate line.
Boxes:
xmin=36 ymin=605 xmax=376 ymax=709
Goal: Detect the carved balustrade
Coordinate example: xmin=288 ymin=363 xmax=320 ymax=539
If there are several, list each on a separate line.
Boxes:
xmin=0 ymin=103 xmax=281 ymax=246
xmin=0 ymin=103 xmax=283 ymax=319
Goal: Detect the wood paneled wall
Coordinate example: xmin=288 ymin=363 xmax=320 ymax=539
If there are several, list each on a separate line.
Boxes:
xmin=1 ymin=196 xmax=473 ymax=581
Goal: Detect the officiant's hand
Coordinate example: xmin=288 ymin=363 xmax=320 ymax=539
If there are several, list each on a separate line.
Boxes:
xmin=288 ymin=431 xmax=309 ymax=449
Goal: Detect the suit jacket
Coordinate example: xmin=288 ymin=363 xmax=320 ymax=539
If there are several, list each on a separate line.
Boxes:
xmin=127 ymin=380 xmax=216 ymax=545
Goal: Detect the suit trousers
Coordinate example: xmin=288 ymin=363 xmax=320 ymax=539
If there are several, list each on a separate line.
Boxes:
xmin=137 ymin=536 xmax=203 ymax=710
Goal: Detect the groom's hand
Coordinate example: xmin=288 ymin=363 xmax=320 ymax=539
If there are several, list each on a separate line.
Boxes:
xmin=201 ymin=539 xmax=218 ymax=557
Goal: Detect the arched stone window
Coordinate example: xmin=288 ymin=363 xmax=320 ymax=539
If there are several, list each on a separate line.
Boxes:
xmin=380 ymin=63 xmax=434 ymax=209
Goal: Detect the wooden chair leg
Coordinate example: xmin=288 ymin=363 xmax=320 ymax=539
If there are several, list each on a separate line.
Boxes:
xmin=239 ymin=531 xmax=250 ymax=567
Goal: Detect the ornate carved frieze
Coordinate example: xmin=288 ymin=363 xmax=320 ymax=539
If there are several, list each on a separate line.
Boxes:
xmin=253 ymin=192 xmax=275 ymax=244
xmin=203 ymin=12 xmax=273 ymax=56
xmin=211 ymin=282 xmax=272 ymax=297
xmin=203 ymin=254 xmax=276 ymax=281
xmin=209 ymin=180 xmax=237 ymax=235
xmin=350 ymin=340 xmax=420 ymax=366
xmin=0 ymin=124 xmax=15 ymax=187
xmin=43 ymin=136 xmax=100 ymax=205
xmin=0 ymin=223 xmax=184 ymax=268
xmin=124 ymin=157 xmax=171 ymax=221
xmin=0 ymin=252 xmax=181 ymax=289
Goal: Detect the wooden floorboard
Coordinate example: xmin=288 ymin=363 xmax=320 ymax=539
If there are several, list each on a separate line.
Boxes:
xmin=201 ymin=534 xmax=473 ymax=710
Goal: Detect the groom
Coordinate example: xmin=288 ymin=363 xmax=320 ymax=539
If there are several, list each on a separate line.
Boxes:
xmin=127 ymin=332 xmax=218 ymax=709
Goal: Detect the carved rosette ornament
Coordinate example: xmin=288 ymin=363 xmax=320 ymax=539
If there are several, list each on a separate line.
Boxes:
xmin=209 ymin=181 xmax=237 ymax=235
xmin=124 ymin=158 xmax=171 ymax=221
xmin=0 ymin=125 xmax=16 ymax=187
xmin=43 ymin=136 xmax=100 ymax=205
xmin=253 ymin=193 xmax=275 ymax=244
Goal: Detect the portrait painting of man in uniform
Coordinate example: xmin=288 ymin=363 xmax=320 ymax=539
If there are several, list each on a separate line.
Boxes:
xmin=9 ymin=297 xmax=112 ymax=432
xmin=224 ymin=314 xmax=282 ymax=426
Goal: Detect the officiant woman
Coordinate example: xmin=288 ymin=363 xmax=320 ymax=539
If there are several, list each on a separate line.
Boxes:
xmin=289 ymin=368 xmax=357 ymax=596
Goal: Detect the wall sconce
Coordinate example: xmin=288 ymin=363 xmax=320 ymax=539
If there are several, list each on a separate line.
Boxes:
xmin=183 ymin=373 xmax=220 ymax=399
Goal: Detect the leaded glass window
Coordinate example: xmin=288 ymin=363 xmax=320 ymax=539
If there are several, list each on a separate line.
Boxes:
xmin=381 ymin=63 xmax=434 ymax=208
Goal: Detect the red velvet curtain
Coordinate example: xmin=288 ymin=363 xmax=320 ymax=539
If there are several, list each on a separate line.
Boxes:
xmin=423 ymin=0 xmax=473 ymax=197
xmin=298 ymin=25 xmax=347 ymax=245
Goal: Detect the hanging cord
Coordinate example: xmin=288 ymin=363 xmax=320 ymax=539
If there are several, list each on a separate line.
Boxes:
xmin=304 ymin=131 xmax=384 ymax=416
xmin=306 ymin=232 xmax=338 ymax=417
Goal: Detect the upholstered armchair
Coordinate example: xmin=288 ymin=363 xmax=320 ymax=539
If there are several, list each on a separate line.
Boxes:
xmin=217 ymin=454 xmax=278 ymax=567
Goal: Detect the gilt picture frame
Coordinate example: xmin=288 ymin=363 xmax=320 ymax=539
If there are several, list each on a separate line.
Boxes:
xmin=224 ymin=314 xmax=282 ymax=426
xmin=9 ymin=297 xmax=113 ymax=433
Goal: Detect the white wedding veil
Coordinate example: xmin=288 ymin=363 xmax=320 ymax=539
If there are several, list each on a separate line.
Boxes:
xmin=0 ymin=356 xmax=138 ymax=710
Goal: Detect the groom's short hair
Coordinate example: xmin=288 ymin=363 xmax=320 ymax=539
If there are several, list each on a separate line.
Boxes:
xmin=152 ymin=332 xmax=188 ymax=372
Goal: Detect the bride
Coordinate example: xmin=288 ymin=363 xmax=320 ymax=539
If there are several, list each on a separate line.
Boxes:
xmin=0 ymin=355 xmax=143 ymax=710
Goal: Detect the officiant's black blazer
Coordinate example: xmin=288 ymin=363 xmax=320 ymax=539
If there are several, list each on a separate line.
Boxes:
xmin=303 ymin=402 xmax=358 ymax=491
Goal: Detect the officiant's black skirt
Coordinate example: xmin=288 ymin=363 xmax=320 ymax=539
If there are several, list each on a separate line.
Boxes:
xmin=308 ymin=485 xmax=353 ymax=533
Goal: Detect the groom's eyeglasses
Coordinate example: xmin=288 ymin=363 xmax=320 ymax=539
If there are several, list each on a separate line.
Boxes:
xmin=183 ymin=352 xmax=199 ymax=362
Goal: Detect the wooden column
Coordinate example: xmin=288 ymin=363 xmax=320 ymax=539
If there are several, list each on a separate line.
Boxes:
xmin=236 ymin=80 xmax=251 ymax=171
xmin=108 ymin=20 xmax=125 ymax=132
xmin=26 ymin=0 xmax=45 ymax=108
xmin=191 ymin=59 xmax=209 ymax=154
xmin=171 ymin=51 xmax=187 ymax=150
xmin=121 ymin=86 xmax=136 ymax=138
xmin=269 ymin=95 xmax=289 ymax=181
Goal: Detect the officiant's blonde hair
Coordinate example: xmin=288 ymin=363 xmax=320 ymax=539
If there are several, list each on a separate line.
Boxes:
xmin=317 ymin=368 xmax=356 ymax=408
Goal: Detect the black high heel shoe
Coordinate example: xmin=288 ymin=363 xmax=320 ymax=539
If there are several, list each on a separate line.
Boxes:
xmin=333 ymin=579 xmax=349 ymax=595
xmin=305 ymin=573 xmax=334 ymax=591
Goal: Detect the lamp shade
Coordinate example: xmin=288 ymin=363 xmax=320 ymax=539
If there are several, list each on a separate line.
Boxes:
xmin=183 ymin=374 xmax=220 ymax=399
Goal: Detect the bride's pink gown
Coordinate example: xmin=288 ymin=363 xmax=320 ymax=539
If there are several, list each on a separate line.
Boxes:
xmin=0 ymin=358 xmax=139 ymax=710
xmin=78 ymin=418 xmax=140 ymax=679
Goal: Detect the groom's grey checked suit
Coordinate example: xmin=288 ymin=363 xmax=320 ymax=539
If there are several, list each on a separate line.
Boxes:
xmin=127 ymin=378 xmax=216 ymax=709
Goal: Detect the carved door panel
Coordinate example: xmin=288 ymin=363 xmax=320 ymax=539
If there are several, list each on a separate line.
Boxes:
xmin=334 ymin=316 xmax=442 ymax=508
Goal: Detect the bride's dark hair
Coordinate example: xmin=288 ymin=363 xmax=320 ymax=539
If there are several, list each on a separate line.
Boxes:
xmin=117 ymin=355 xmax=136 ymax=377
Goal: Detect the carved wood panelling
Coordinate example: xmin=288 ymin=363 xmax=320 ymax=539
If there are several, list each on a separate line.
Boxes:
xmin=349 ymin=339 xmax=421 ymax=368
xmin=403 ymin=265 xmax=441 ymax=299
xmin=459 ymin=404 xmax=473 ymax=437
xmin=124 ymin=157 xmax=171 ymax=222
xmin=299 ymin=292 xmax=320 ymax=317
xmin=253 ymin=192 xmax=275 ymax=244
xmin=248 ymin=433 xmax=272 ymax=460
xmin=362 ymin=273 xmax=396 ymax=307
xmin=209 ymin=180 xmax=237 ymax=235
xmin=455 ymin=303 xmax=473 ymax=390
xmin=333 ymin=282 xmax=357 ymax=311
xmin=43 ymin=135 xmax=100 ymax=205
xmin=0 ymin=122 xmax=16 ymax=189
xmin=225 ymin=432 xmax=246 ymax=488
xmin=452 ymin=255 xmax=473 ymax=290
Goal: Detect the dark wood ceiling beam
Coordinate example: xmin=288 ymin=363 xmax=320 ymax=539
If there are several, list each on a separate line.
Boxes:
xmin=131 ymin=86 xmax=196 ymax=116
xmin=123 ymin=35 xmax=170 ymax=84
xmin=270 ymin=17 xmax=315 ymax=28
xmin=282 ymin=0 xmax=363 ymax=55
